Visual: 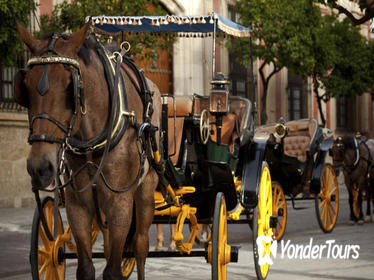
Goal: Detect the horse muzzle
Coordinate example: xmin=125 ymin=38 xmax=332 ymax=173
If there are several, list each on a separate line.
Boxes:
xmin=27 ymin=154 xmax=57 ymax=191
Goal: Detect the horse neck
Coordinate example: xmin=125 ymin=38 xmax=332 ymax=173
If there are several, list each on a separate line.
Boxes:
xmin=77 ymin=50 xmax=111 ymax=140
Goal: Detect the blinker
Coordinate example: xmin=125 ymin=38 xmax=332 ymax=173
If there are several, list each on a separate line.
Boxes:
xmin=37 ymin=65 xmax=50 ymax=95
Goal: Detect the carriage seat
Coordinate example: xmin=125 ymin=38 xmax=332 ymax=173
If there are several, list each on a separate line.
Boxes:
xmin=283 ymin=119 xmax=318 ymax=162
xmin=162 ymin=96 xmax=194 ymax=164
xmin=210 ymin=97 xmax=252 ymax=151
xmin=164 ymin=95 xmax=252 ymax=164
xmin=256 ymin=119 xmax=318 ymax=162
xmin=165 ymin=96 xmax=194 ymax=117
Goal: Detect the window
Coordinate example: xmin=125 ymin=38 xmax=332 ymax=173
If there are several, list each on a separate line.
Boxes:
xmin=228 ymin=5 xmax=250 ymax=99
xmin=287 ymin=74 xmax=305 ymax=120
xmin=336 ymin=96 xmax=356 ymax=131
xmin=0 ymin=66 xmax=18 ymax=102
xmin=288 ymin=88 xmax=301 ymax=120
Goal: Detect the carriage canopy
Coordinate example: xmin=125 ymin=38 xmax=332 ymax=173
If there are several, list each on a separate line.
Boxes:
xmin=89 ymin=12 xmax=251 ymax=37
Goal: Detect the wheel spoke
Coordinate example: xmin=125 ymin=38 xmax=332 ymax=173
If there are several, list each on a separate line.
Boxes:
xmin=329 ymin=185 xmax=337 ymax=197
xmin=323 ymin=204 xmax=329 ymax=228
xmin=319 ymin=200 xmax=325 ymax=211
xmin=329 ymin=202 xmax=336 ymax=215
xmin=39 ymin=261 xmax=48 ymax=277
xmin=47 ymin=205 xmax=54 ymax=235
xmin=39 ymin=224 xmax=51 ymax=249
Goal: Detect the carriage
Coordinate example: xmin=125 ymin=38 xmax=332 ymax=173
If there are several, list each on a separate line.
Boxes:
xmin=16 ymin=13 xmax=330 ymax=280
xmin=256 ymin=118 xmax=339 ymax=240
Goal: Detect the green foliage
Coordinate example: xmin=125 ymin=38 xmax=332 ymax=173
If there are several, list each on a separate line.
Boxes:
xmin=0 ymin=0 xmax=36 ymax=66
xmin=319 ymin=19 xmax=374 ymax=99
xmin=39 ymin=0 xmax=174 ymax=61
xmin=235 ymin=0 xmax=325 ymax=74
xmin=234 ymin=0 xmax=374 ymax=102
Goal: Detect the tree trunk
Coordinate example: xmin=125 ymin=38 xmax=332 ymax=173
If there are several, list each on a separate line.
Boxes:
xmin=247 ymin=37 xmax=256 ymax=103
xmin=258 ymin=61 xmax=280 ymax=125
xmin=261 ymin=81 xmax=269 ymax=124
xmin=313 ymin=75 xmax=326 ymax=127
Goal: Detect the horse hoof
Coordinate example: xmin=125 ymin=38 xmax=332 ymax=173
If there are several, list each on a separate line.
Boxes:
xmin=357 ymin=220 xmax=364 ymax=225
xmin=154 ymin=245 xmax=166 ymax=251
xmin=348 ymin=220 xmax=355 ymax=225
xmin=168 ymin=246 xmax=177 ymax=252
xmin=364 ymin=216 xmax=371 ymax=223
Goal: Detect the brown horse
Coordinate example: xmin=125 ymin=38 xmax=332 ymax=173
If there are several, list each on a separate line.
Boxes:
xmin=330 ymin=135 xmax=374 ymax=224
xmin=17 ymin=22 xmax=161 ymax=280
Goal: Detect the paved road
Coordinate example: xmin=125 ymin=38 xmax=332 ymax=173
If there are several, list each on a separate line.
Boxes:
xmin=0 ymin=183 xmax=373 ymax=280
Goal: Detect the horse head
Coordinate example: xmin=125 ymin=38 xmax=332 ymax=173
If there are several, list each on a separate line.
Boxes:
xmin=16 ymin=23 xmax=89 ymax=190
xmin=330 ymin=136 xmax=345 ymax=164
xmin=330 ymin=135 xmax=361 ymax=170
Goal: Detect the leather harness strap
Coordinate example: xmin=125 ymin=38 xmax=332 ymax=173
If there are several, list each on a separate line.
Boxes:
xmin=344 ymin=138 xmax=372 ymax=175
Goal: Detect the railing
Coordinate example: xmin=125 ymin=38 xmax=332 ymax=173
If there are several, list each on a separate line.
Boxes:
xmin=0 ymin=49 xmax=31 ymax=113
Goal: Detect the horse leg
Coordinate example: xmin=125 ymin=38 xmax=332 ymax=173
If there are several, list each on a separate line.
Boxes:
xmin=103 ymin=196 xmax=133 ymax=280
xmin=155 ymin=224 xmax=164 ymax=251
xmin=364 ymin=181 xmax=372 ymax=222
xmin=348 ymin=189 xmax=356 ymax=224
xmin=168 ymin=224 xmax=176 ymax=251
xmin=357 ymin=191 xmax=364 ymax=225
xmin=369 ymin=177 xmax=374 ymax=222
xmin=133 ymin=171 xmax=158 ymax=280
xmin=65 ymin=193 xmax=95 ymax=280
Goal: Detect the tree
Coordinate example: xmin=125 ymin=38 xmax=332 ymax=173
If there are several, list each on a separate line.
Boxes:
xmin=0 ymin=0 xmax=36 ymax=66
xmin=318 ymin=18 xmax=374 ymax=101
xmin=318 ymin=0 xmax=374 ymax=25
xmin=39 ymin=0 xmax=173 ymax=61
xmin=234 ymin=0 xmax=374 ymax=126
xmin=306 ymin=15 xmax=374 ymax=126
xmin=235 ymin=0 xmax=327 ymax=124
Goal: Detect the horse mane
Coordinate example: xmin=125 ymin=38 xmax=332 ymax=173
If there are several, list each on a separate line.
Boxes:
xmin=40 ymin=33 xmax=99 ymax=66
xmin=344 ymin=135 xmax=356 ymax=149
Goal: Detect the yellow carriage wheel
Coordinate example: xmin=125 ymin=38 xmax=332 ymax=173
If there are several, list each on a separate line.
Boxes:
xmin=272 ymin=182 xmax=287 ymax=240
xmin=253 ymin=162 xmax=273 ymax=280
xmin=352 ymin=184 xmax=361 ymax=219
xmin=122 ymin=257 xmax=136 ymax=279
xmin=30 ymin=196 xmax=65 ymax=280
xmin=315 ymin=164 xmax=339 ymax=233
xmin=211 ymin=192 xmax=230 ymax=280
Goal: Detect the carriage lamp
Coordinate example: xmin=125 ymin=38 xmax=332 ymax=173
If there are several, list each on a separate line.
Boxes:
xmin=209 ymin=73 xmax=230 ymax=145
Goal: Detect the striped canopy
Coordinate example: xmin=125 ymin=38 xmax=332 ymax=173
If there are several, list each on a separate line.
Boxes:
xmin=90 ymin=12 xmax=251 ymax=38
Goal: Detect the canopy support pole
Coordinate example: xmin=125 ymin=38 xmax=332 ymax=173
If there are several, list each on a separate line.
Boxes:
xmin=212 ymin=16 xmax=216 ymax=79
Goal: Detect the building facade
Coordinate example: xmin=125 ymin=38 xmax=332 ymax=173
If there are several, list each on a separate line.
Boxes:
xmin=0 ymin=0 xmax=372 ymax=207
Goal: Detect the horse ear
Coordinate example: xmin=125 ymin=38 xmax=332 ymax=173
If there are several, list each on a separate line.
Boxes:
xmin=69 ymin=22 xmax=90 ymax=54
xmin=16 ymin=22 xmax=40 ymax=54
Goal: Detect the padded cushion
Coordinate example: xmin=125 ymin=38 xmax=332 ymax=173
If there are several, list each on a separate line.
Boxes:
xmin=283 ymin=136 xmax=310 ymax=162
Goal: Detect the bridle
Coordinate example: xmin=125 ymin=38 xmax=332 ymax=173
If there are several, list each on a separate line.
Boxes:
xmin=26 ymin=33 xmax=85 ymax=173
xmin=336 ymin=137 xmax=371 ymax=175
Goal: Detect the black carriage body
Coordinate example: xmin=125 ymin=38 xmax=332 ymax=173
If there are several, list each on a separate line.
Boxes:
xmin=159 ymin=94 xmax=254 ymax=221
xmin=257 ymin=119 xmax=333 ymax=196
